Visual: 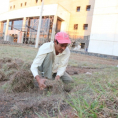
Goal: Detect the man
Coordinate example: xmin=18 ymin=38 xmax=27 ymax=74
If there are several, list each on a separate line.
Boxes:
xmin=31 ymin=32 xmax=73 ymax=90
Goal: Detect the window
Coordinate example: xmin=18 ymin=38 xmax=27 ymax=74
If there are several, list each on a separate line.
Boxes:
xmin=36 ymin=0 xmax=38 ymax=3
xmin=41 ymin=0 xmax=42 ymax=2
xmin=74 ymin=24 xmax=78 ymax=30
xmin=21 ymin=3 xmax=23 ymax=7
xmin=81 ymin=43 xmax=85 ymax=49
xmin=76 ymin=6 xmax=80 ymax=12
xmin=86 ymin=5 xmax=91 ymax=11
xmin=13 ymin=5 xmax=15 ymax=9
xmin=25 ymin=2 xmax=27 ymax=6
xmin=10 ymin=6 xmax=12 ymax=9
xmin=83 ymin=24 xmax=88 ymax=30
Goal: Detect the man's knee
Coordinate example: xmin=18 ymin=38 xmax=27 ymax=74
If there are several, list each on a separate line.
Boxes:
xmin=61 ymin=72 xmax=73 ymax=84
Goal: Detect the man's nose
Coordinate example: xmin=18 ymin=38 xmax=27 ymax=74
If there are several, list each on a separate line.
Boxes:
xmin=62 ymin=46 xmax=66 ymax=50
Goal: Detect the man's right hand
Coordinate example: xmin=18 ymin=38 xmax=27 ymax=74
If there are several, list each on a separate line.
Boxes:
xmin=35 ymin=75 xmax=47 ymax=90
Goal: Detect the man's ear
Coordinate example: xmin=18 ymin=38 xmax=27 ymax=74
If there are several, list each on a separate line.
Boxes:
xmin=54 ymin=40 xmax=57 ymax=44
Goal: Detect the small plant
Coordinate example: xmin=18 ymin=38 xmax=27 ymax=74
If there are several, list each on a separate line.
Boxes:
xmin=66 ymin=93 xmax=104 ymax=118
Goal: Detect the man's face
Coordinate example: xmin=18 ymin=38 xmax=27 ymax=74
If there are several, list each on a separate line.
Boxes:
xmin=54 ymin=40 xmax=68 ymax=54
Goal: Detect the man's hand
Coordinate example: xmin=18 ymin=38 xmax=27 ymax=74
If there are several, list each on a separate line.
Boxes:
xmin=55 ymin=75 xmax=60 ymax=81
xmin=35 ymin=75 xmax=47 ymax=90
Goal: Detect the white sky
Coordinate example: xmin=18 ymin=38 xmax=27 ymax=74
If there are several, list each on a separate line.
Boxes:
xmin=0 ymin=0 xmax=9 ymax=14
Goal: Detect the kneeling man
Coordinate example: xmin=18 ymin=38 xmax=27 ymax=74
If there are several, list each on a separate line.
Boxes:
xmin=31 ymin=32 xmax=73 ymax=90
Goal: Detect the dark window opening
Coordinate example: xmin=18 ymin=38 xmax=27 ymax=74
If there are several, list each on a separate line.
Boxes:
xmin=14 ymin=34 xmax=18 ymax=42
xmin=86 ymin=5 xmax=91 ymax=11
xmin=21 ymin=3 xmax=23 ymax=7
xmin=25 ymin=2 xmax=27 ymax=6
xmin=10 ymin=6 xmax=12 ymax=9
xmin=13 ymin=5 xmax=15 ymax=9
xmin=56 ymin=19 xmax=62 ymax=33
xmin=83 ymin=24 xmax=88 ymax=30
xmin=76 ymin=6 xmax=80 ymax=12
xmin=81 ymin=43 xmax=85 ymax=49
xmin=36 ymin=0 xmax=38 ymax=3
xmin=74 ymin=24 xmax=78 ymax=30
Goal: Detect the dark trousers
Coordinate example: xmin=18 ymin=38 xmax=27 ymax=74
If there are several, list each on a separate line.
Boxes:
xmin=38 ymin=52 xmax=73 ymax=83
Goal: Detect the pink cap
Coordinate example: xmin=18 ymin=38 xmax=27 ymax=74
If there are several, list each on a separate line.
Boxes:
xmin=55 ymin=32 xmax=71 ymax=44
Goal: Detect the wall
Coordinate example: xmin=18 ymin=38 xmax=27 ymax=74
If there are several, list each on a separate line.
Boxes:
xmin=0 ymin=0 xmax=9 ymax=14
xmin=57 ymin=5 xmax=70 ymax=32
xmin=9 ymin=0 xmax=71 ymax=11
xmin=9 ymin=0 xmax=42 ymax=10
xmin=0 ymin=4 xmax=58 ymax=21
xmin=68 ymin=0 xmax=95 ymax=38
xmin=88 ymin=0 xmax=118 ymax=56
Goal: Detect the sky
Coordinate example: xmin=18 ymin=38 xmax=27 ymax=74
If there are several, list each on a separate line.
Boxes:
xmin=0 ymin=0 xmax=9 ymax=14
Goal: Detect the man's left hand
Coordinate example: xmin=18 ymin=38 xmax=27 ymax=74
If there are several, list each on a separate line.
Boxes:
xmin=55 ymin=75 xmax=60 ymax=81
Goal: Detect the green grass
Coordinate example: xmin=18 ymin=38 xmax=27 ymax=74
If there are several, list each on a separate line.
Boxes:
xmin=0 ymin=45 xmax=37 ymax=62
xmin=0 ymin=45 xmax=118 ymax=118
xmin=68 ymin=67 xmax=118 ymax=118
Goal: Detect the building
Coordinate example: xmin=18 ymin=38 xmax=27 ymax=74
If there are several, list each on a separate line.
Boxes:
xmin=0 ymin=0 xmax=95 ymax=48
xmin=88 ymin=0 xmax=118 ymax=56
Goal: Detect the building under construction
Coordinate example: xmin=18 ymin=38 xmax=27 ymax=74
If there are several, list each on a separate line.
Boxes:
xmin=0 ymin=0 xmax=95 ymax=49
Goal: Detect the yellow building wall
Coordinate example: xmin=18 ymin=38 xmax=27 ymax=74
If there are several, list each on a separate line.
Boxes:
xmin=9 ymin=0 xmax=71 ymax=11
xmin=69 ymin=0 xmax=95 ymax=37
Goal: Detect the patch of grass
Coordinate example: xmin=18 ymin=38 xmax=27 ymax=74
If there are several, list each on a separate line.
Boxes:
xmin=66 ymin=94 xmax=104 ymax=118
xmin=0 ymin=45 xmax=118 ymax=118
xmin=0 ymin=45 xmax=37 ymax=62
xmin=68 ymin=67 xmax=118 ymax=118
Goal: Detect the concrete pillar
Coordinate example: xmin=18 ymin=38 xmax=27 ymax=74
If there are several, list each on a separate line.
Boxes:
xmin=51 ymin=15 xmax=57 ymax=41
xmin=22 ymin=17 xmax=26 ymax=31
xmin=4 ymin=19 xmax=9 ymax=41
xmin=21 ymin=17 xmax=26 ymax=43
xmin=0 ymin=22 xmax=3 ymax=40
xmin=11 ymin=21 xmax=14 ymax=30
xmin=17 ymin=32 xmax=19 ymax=43
xmin=0 ymin=22 xmax=2 ymax=33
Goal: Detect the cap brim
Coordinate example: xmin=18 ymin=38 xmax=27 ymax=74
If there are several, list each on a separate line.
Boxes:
xmin=57 ymin=39 xmax=71 ymax=44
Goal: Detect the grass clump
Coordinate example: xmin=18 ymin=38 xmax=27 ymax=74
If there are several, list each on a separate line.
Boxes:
xmin=0 ymin=70 xmax=6 ymax=81
xmin=9 ymin=70 xmax=34 ymax=92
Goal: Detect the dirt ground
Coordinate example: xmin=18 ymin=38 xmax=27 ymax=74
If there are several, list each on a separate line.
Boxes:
xmin=0 ymin=50 xmax=118 ymax=118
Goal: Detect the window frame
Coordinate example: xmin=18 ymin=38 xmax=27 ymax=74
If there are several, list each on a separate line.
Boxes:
xmin=76 ymin=6 xmax=81 ymax=12
xmin=21 ymin=3 xmax=23 ymax=7
xmin=83 ymin=24 xmax=88 ymax=30
xmin=86 ymin=5 xmax=91 ymax=11
xmin=36 ymin=0 xmax=38 ymax=3
xmin=74 ymin=24 xmax=78 ymax=30
xmin=25 ymin=2 xmax=27 ymax=6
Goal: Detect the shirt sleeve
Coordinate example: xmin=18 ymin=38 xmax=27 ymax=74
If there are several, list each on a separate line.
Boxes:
xmin=56 ymin=50 xmax=70 ymax=77
xmin=30 ymin=49 xmax=47 ymax=78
